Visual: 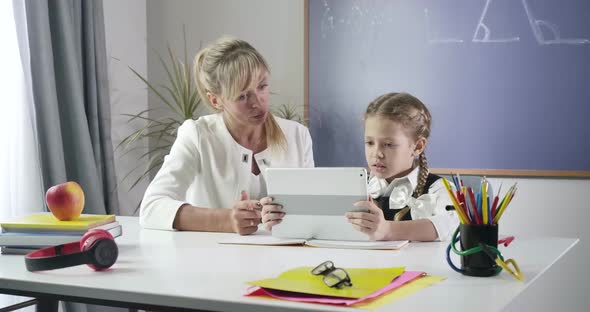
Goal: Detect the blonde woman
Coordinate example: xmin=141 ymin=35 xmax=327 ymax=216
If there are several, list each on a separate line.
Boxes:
xmin=140 ymin=37 xmax=314 ymax=234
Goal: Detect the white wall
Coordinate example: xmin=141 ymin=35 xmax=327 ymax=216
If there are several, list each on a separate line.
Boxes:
xmin=104 ymin=0 xmax=149 ymax=216
xmin=486 ymin=177 xmax=590 ymax=311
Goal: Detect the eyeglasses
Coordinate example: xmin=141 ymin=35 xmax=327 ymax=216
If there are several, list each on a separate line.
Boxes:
xmin=311 ymin=261 xmax=352 ymax=288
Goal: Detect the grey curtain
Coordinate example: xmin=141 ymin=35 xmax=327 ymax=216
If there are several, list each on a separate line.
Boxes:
xmin=25 ymin=0 xmax=118 ymax=214
xmin=24 ymin=0 xmax=121 ymax=311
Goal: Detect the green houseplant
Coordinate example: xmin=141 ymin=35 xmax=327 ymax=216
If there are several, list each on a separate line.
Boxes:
xmin=118 ymin=28 xmax=205 ymax=191
xmin=271 ymin=98 xmax=306 ymax=125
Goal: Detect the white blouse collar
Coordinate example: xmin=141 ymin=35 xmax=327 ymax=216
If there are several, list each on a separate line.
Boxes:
xmin=214 ymin=113 xmax=274 ymax=178
xmin=367 ymin=166 xmax=438 ymax=219
xmin=367 ymin=166 xmax=420 ymax=198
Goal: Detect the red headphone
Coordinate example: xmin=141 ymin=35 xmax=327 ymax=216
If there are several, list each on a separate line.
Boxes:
xmin=25 ymin=229 xmax=118 ymax=272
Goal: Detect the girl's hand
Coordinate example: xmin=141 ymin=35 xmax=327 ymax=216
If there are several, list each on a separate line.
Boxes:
xmin=346 ymin=198 xmax=391 ymax=241
xmin=230 ymin=191 xmax=262 ymax=235
xmin=260 ymin=196 xmax=285 ymax=231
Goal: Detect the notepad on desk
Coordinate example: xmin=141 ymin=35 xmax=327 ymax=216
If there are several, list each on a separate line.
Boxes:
xmin=0 ymin=222 xmax=122 ymax=247
xmin=0 ymin=213 xmax=116 ymax=232
xmin=0 ymin=213 xmax=120 ymax=252
xmin=219 ymin=231 xmax=409 ymax=250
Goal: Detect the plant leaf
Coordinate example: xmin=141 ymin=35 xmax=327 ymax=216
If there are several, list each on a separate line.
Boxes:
xmin=156 ymin=50 xmax=182 ymax=104
xmin=128 ymin=159 xmax=163 ymax=191
xmin=122 ymin=29 xmax=207 ymax=193
xmin=168 ymin=46 xmax=187 ymax=115
xmin=129 ymin=66 xmax=183 ymax=116
xmin=162 ymin=85 xmax=184 ymax=118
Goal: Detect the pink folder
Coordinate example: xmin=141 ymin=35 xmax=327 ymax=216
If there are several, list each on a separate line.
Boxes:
xmin=245 ymin=271 xmax=425 ymax=306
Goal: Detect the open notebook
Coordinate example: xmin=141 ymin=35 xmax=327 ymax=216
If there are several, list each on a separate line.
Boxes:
xmin=218 ymin=231 xmax=409 ymax=250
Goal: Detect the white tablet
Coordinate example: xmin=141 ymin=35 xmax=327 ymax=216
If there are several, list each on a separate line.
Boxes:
xmin=265 ymin=167 xmax=371 ymax=241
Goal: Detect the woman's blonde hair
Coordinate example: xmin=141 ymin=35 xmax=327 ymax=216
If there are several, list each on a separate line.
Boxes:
xmin=193 ymin=36 xmax=286 ymax=151
xmin=365 ymin=92 xmax=432 ymax=197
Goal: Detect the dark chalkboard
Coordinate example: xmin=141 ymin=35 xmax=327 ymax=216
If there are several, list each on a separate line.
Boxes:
xmin=307 ymin=0 xmax=590 ymax=176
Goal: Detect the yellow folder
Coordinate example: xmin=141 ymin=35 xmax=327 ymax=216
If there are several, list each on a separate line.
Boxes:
xmin=354 ymin=275 xmax=446 ymax=309
xmin=0 ymin=213 xmax=116 ymax=231
xmin=248 ymin=266 xmax=405 ymax=299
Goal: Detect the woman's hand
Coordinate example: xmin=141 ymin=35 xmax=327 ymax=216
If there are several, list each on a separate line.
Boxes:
xmin=346 ymin=198 xmax=392 ymax=241
xmin=230 ymin=191 xmax=262 ymax=235
xmin=260 ymin=196 xmax=285 ymax=231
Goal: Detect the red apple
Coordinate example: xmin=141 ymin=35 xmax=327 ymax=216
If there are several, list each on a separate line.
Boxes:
xmin=45 ymin=181 xmax=85 ymax=221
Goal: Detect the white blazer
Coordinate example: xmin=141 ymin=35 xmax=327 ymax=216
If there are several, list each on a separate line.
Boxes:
xmin=140 ymin=113 xmax=315 ymax=230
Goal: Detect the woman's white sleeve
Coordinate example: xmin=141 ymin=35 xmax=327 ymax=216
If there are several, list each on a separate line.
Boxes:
xmin=139 ymin=121 xmax=200 ymax=230
xmin=302 ymin=127 xmax=315 ymax=168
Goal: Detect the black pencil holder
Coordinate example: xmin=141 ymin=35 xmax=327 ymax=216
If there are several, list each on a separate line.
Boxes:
xmin=460 ymin=224 xmax=499 ymax=277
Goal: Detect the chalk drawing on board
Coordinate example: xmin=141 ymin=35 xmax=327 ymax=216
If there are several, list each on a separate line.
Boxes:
xmin=318 ymin=0 xmax=590 ymax=46
xmin=348 ymin=3 xmax=364 ymax=32
xmin=321 ymin=0 xmax=387 ymax=38
xmin=522 ymin=0 xmax=590 ymax=45
xmin=473 ymin=0 xmax=520 ymax=43
xmin=309 ymin=0 xmax=590 ymax=173
xmin=425 ymin=8 xmax=463 ymax=44
xmin=320 ymin=0 xmax=334 ymax=38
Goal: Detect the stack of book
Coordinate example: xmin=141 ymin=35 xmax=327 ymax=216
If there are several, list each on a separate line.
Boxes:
xmin=0 ymin=213 xmax=121 ymax=254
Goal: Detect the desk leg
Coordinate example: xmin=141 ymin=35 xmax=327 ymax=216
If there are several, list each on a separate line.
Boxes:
xmin=35 ymin=298 xmax=58 ymax=312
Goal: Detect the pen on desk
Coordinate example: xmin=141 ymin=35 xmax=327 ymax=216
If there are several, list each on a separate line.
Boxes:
xmin=460 ymin=201 xmax=471 ymax=224
xmin=497 ymin=184 xmax=517 ymax=222
xmin=491 ymin=183 xmax=503 ymax=221
xmin=489 ymin=189 xmax=494 ymax=225
xmin=451 ymin=172 xmax=459 ymax=190
xmin=487 ymin=179 xmax=494 ymax=225
xmin=494 ymin=183 xmax=517 ymax=223
xmin=442 ymin=178 xmax=468 ymax=224
xmin=467 ymin=187 xmax=481 ymax=225
xmin=488 ymin=195 xmax=492 ymax=225
xmin=461 ymin=186 xmax=473 ymax=223
xmin=455 ymin=192 xmax=471 ymax=224
xmin=455 ymin=185 xmax=464 ymax=209
xmin=482 ymin=178 xmax=488 ymax=225
xmin=476 ymin=189 xmax=482 ymax=224
xmin=458 ymin=203 xmax=469 ymax=224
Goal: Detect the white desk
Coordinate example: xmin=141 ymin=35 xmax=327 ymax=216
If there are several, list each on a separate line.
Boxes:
xmin=0 ymin=217 xmax=578 ymax=312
